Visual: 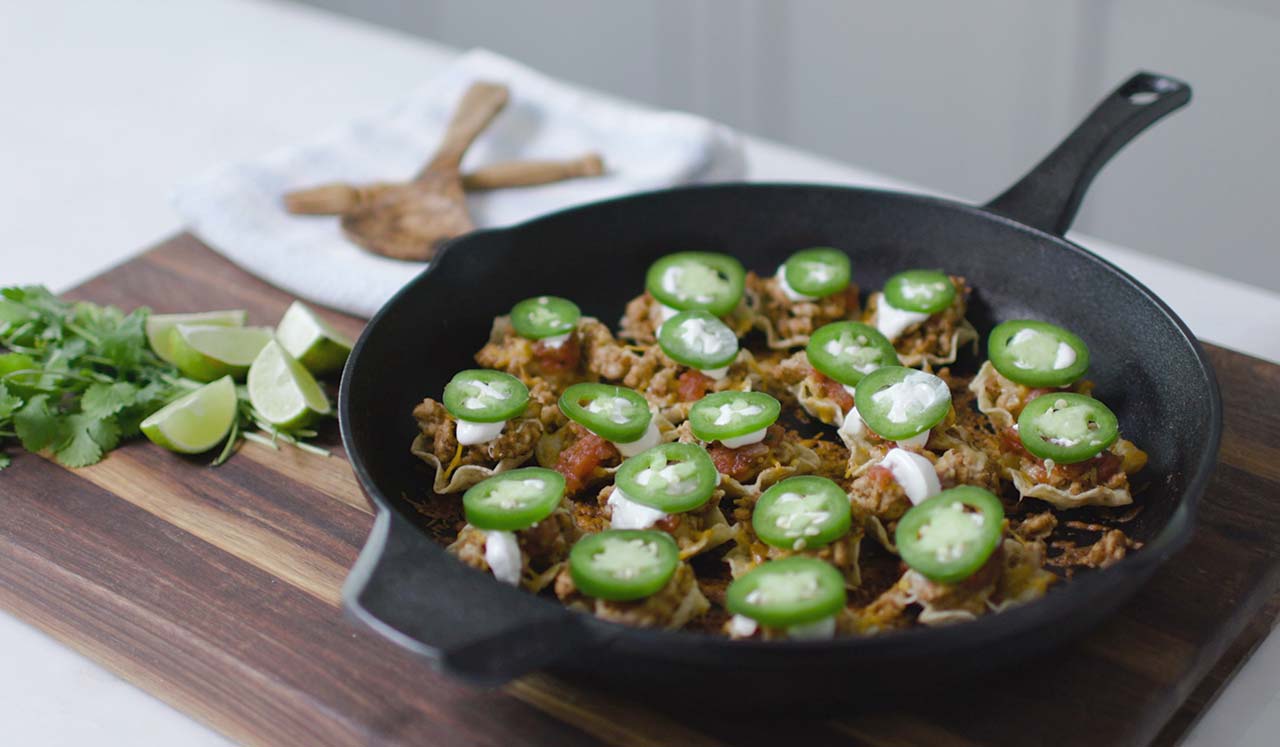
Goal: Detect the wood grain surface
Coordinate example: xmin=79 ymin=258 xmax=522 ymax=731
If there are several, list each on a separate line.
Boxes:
xmin=2 ymin=233 xmax=1278 ymax=747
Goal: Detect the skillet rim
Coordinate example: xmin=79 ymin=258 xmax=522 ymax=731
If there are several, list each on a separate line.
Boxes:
xmin=339 ymin=181 xmax=1223 ymax=656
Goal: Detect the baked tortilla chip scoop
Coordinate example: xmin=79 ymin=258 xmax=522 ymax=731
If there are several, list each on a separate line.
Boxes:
xmin=339 ymin=81 xmax=510 ymax=261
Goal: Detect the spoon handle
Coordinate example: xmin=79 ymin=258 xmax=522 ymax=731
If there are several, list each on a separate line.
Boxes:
xmin=461 ymin=152 xmax=604 ymax=190
xmin=418 ymin=81 xmax=510 ymax=177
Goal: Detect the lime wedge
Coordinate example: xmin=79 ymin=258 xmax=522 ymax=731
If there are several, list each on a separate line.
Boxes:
xmin=168 ymin=324 xmax=274 ymax=382
xmin=140 ymin=376 xmax=238 ymax=454
xmin=247 ymin=340 xmax=332 ymax=429
xmin=275 ymin=301 xmax=353 ymax=375
xmin=146 ymin=310 xmax=247 ymax=365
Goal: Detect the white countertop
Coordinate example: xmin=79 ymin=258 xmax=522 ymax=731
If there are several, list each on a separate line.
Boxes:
xmin=3 ymin=1 xmax=1278 ymax=745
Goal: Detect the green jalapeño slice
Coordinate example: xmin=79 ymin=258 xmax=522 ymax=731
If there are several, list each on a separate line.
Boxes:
xmin=569 ymin=529 xmax=679 ymax=601
xmin=988 ymin=319 xmax=1090 ymax=388
xmin=658 ymin=310 xmax=740 ymax=371
xmin=463 ymin=467 xmax=567 ymax=531
xmin=559 ymin=383 xmax=653 ymax=443
xmin=806 ymin=321 xmax=899 ymax=386
xmin=882 ymin=269 xmax=955 ymax=314
xmin=781 ymin=247 xmax=851 ymax=298
xmin=614 ymin=442 xmax=718 ymax=514
xmin=753 ymin=476 xmax=852 ymax=551
xmin=688 ymin=391 xmax=781 ymax=446
xmin=1018 ymin=392 xmax=1119 ymax=464
xmin=726 ymin=556 xmax=847 ymax=628
xmin=896 ymin=486 xmax=1004 ymax=584
xmin=442 ymin=369 xmax=530 ymax=423
xmin=853 ymin=366 xmax=951 ymax=440
xmin=645 ymin=251 xmax=746 ymax=316
xmin=510 ymin=295 xmax=581 ymax=340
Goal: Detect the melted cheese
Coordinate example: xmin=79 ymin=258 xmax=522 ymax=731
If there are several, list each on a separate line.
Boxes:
xmin=483 ymin=529 xmax=522 ymax=585
xmin=879 ymin=448 xmax=941 ymax=505
xmin=702 ymin=364 xmax=730 ymax=381
xmin=455 ymin=418 xmax=506 ymax=446
xmin=608 ymin=487 xmax=668 ymax=529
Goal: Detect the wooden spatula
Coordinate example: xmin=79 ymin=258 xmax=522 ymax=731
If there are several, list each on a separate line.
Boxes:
xmin=337 ymin=82 xmax=510 ymax=261
xmin=284 ymin=152 xmax=604 ymax=216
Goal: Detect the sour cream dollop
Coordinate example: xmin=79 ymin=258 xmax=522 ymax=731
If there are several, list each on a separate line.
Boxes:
xmin=538 ymin=332 xmax=572 ymax=350
xmin=483 ymin=530 xmax=522 ymax=585
xmin=608 ymin=487 xmax=668 ymax=529
xmin=878 ymin=448 xmax=942 ymax=505
xmin=774 ymin=263 xmax=819 ymax=302
xmin=455 ymin=419 xmax=506 ymax=445
xmin=786 ymin=615 xmax=838 ymax=641
xmin=875 ymin=297 xmax=930 ymax=342
xmin=614 ymin=419 xmax=662 ymax=457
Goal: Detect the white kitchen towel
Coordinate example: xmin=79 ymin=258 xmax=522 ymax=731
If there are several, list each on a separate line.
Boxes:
xmin=172 ymin=48 xmax=745 ymax=318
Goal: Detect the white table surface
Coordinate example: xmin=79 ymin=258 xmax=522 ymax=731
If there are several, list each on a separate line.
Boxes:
xmin=3 ymin=1 xmax=1279 ymax=745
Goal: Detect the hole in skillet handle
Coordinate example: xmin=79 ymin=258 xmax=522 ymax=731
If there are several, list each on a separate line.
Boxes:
xmin=985 ymin=71 xmax=1191 ymax=236
xmin=1120 ymin=72 xmax=1183 ymax=104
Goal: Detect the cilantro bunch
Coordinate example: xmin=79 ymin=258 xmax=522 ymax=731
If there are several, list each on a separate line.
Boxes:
xmin=0 ymin=286 xmax=329 ymax=470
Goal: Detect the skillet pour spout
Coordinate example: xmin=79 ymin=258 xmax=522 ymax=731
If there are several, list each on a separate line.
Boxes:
xmin=339 ymin=71 xmax=1219 ymax=704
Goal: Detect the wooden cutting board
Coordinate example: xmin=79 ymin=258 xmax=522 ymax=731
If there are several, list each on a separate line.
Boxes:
xmin=2 ymin=233 xmax=1278 ymax=747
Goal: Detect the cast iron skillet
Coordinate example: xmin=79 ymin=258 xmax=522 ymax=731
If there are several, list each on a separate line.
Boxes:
xmin=338 ymin=72 xmax=1221 ymax=708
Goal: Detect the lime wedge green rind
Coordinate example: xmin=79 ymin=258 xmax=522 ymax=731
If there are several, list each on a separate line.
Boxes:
xmin=140 ymin=375 xmax=238 ymax=454
xmin=247 ymin=340 xmax=332 ymax=430
xmin=275 ymin=301 xmax=353 ymax=375
xmin=168 ymin=324 xmax=274 ymax=382
xmin=146 ymin=310 xmax=247 ymax=365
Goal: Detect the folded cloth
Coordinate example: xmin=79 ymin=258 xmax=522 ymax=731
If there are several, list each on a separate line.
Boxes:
xmin=172 ymin=48 xmax=745 ymax=318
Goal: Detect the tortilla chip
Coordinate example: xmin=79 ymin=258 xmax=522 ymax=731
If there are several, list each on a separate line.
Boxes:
xmin=410 ymin=433 xmax=531 ymax=494
xmin=1007 ymin=468 xmax=1135 ymax=509
xmin=969 ymin=360 xmax=1017 ymax=429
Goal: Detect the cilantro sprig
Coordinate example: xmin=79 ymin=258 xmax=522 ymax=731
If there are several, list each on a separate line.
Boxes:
xmin=0 ymin=285 xmax=331 ymax=470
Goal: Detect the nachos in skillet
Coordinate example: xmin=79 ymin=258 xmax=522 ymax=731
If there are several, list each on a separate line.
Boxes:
xmin=407 ymin=250 xmax=1148 ymax=639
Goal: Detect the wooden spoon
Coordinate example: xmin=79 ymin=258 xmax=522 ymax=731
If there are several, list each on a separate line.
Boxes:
xmin=339 ymin=82 xmax=510 ymax=261
xmin=284 ymin=152 xmax=604 ymax=215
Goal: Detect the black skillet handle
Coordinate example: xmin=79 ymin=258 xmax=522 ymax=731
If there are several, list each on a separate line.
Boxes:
xmin=984 ymin=71 xmax=1191 ymax=236
xmin=342 ymin=508 xmax=599 ymax=686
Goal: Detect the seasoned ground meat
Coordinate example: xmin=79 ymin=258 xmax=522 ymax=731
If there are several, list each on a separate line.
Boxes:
xmin=555 ymin=563 xmax=709 ymax=629
xmin=848 ymin=463 xmax=913 ymax=521
xmin=866 ymin=275 xmax=971 ymax=363
xmin=412 ymin=398 xmax=541 ymax=466
xmin=620 ymin=292 xmax=755 ymax=344
xmin=579 ymin=318 xmax=640 ymax=382
xmin=448 ymin=510 xmax=575 ymax=583
xmin=1051 ymin=529 xmax=1137 ymax=570
xmin=934 ymin=445 xmax=1000 ymax=492
xmin=997 ymin=425 xmax=1136 ymax=493
xmin=745 ymin=271 xmax=860 ymax=345
xmin=1015 ymin=512 xmax=1059 ymax=541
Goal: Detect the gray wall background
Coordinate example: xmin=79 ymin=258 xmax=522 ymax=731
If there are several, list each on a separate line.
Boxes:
xmin=293 ymin=0 xmax=1279 ymax=292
